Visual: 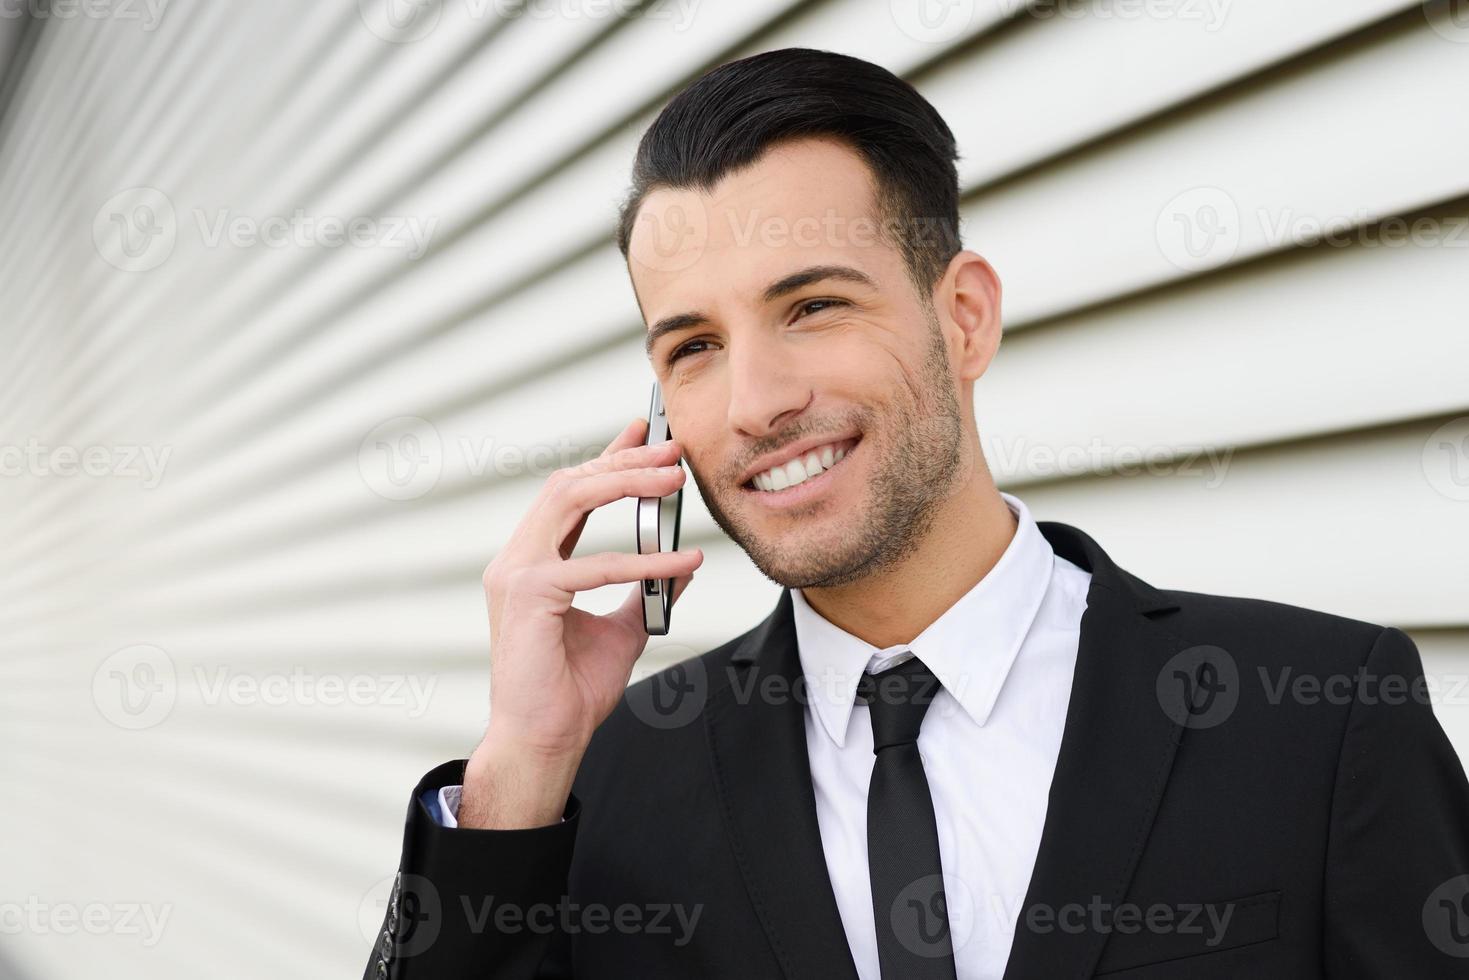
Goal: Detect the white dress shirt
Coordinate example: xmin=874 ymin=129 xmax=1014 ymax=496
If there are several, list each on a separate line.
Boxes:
xmin=791 ymin=490 xmax=1090 ymax=979
xmin=435 ymin=490 xmax=1091 ymax=980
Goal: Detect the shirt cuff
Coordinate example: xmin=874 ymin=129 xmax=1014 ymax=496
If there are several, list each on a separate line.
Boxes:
xmin=438 ymin=784 xmax=462 ymax=827
xmin=425 ymin=783 xmax=566 ymax=828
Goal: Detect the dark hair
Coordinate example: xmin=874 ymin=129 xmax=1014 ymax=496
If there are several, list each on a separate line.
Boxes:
xmin=615 ymin=47 xmax=962 ymax=304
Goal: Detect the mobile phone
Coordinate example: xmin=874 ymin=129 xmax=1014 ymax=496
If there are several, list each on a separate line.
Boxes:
xmin=638 ymin=380 xmax=683 ymax=635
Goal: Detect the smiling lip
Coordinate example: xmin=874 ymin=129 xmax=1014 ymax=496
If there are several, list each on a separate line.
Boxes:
xmin=739 ymin=436 xmax=861 ymax=510
xmin=737 ymin=433 xmax=863 ymax=488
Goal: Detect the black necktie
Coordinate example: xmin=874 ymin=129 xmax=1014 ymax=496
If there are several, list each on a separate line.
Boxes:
xmin=858 ymin=654 xmax=958 ymax=979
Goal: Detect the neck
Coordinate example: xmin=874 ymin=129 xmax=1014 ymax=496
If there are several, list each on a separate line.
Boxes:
xmin=798 ymin=455 xmax=1018 ymax=650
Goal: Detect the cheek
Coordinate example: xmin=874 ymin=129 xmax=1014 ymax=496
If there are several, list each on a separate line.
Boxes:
xmin=676 ymin=420 xmax=723 ymax=479
xmin=809 ymin=335 xmax=909 ymax=398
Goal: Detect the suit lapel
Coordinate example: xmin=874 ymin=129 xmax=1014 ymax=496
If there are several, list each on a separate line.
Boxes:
xmin=703 ymin=521 xmax=1195 ymax=980
xmin=1000 ymin=521 xmax=1195 ymax=980
xmin=704 ymin=588 xmax=861 ymax=980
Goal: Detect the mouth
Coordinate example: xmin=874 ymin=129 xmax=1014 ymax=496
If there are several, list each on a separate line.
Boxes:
xmin=739 ymin=434 xmax=862 ymax=507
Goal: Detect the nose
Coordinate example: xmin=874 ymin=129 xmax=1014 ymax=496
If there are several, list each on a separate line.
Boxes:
xmin=725 ymin=330 xmax=812 ymax=438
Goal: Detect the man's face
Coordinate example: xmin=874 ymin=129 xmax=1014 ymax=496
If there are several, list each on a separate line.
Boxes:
xmin=629 ymin=136 xmax=972 ymax=589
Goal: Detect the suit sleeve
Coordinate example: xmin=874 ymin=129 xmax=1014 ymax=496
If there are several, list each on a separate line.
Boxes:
xmin=1324 ymin=626 xmax=1469 ymax=976
xmin=362 ymin=760 xmax=579 ymax=980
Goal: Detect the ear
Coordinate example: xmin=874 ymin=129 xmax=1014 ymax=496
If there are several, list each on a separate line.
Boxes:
xmin=939 ymin=250 xmax=1003 ymax=383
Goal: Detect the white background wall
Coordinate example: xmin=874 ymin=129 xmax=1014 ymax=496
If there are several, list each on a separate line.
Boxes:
xmin=1 ymin=1 xmax=1466 ymax=977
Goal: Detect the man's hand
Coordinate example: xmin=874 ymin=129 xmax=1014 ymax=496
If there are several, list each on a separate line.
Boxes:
xmin=460 ymin=417 xmax=702 ymax=828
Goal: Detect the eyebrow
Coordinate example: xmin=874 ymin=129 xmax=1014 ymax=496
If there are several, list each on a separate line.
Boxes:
xmin=643 ymin=263 xmax=878 ymax=359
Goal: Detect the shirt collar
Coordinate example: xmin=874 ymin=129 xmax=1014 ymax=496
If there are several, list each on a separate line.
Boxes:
xmin=790 ymin=491 xmax=1056 ymax=748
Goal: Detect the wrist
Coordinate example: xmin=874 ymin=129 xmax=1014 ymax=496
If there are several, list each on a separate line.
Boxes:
xmin=460 ymin=729 xmax=584 ymax=829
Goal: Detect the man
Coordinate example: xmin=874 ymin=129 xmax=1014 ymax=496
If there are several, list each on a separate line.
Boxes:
xmin=363 ymin=48 xmax=1469 ymax=979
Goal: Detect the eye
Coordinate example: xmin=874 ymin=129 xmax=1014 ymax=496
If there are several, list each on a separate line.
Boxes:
xmin=668 ymin=338 xmax=712 ymax=365
xmin=794 ymin=298 xmax=847 ymax=320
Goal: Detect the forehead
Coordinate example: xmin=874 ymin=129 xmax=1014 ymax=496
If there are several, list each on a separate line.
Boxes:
xmin=627 ymin=136 xmax=898 ymax=318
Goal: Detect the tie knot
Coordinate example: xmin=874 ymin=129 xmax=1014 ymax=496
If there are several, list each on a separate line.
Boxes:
xmin=856 ymin=654 xmax=942 ymax=753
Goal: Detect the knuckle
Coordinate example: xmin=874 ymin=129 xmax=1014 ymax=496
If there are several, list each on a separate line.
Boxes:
xmin=543 ymin=474 xmax=576 ymax=502
xmin=482 ymin=560 xmax=513 ymax=594
xmin=498 ymin=564 xmax=533 ymax=593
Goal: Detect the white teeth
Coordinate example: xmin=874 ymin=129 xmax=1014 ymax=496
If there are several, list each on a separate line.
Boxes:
xmin=750 ymin=440 xmax=853 ymax=492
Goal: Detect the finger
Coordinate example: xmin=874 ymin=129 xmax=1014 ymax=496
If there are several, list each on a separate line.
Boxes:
xmin=549 ymin=464 xmax=685 ymax=546
xmin=612 ymin=577 xmax=650 ymax=631
xmin=549 ymin=426 xmax=646 ymax=564
xmin=554 ymin=426 xmax=648 ymax=561
xmin=604 ymin=564 xmax=698 ymax=643
xmin=580 ymin=434 xmax=680 ymax=480
xmin=516 ymin=435 xmax=680 ymax=564
xmin=519 ymin=463 xmax=685 ymax=557
xmin=545 ymin=548 xmax=703 ymax=597
xmin=600 ymin=416 xmax=650 ymax=460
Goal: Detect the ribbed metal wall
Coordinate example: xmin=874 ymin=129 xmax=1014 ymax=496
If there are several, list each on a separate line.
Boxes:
xmin=1 ymin=1 xmax=1465 ymax=976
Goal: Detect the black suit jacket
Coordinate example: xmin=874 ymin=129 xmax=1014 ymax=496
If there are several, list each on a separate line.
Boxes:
xmin=364 ymin=520 xmax=1469 ymax=978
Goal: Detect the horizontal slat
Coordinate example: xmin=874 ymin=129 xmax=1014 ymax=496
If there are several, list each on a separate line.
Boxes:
xmin=977 ymin=197 xmax=1469 ymax=474
xmin=965 ymin=4 xmax=1469 ymax=324
xmin=931 ymin=0 xmax=1417 ymax=189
